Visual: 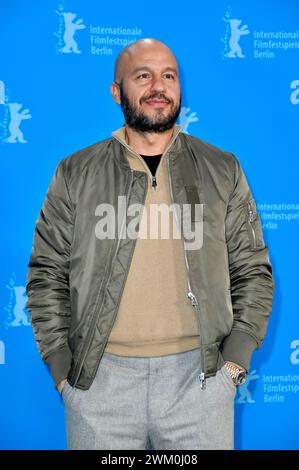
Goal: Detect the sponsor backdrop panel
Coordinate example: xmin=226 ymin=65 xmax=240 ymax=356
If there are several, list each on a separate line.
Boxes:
xmin=0 ymin=0 xmax=298 ymax=450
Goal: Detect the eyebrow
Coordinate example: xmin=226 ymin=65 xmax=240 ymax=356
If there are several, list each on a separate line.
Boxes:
xmin=130 ymin=66 xmax=178 ymax=77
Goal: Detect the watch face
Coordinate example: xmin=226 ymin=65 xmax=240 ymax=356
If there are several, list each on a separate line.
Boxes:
xmin=236 ymin=371 xmax=247 ymax=385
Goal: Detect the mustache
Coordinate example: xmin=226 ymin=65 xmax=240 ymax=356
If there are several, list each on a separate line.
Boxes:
xmin=141 ymin=94 xmax=171 ymax=103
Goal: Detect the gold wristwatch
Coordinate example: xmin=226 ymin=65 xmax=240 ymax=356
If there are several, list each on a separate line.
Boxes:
xmin=224 ymin=362 xmax=247 ymax=386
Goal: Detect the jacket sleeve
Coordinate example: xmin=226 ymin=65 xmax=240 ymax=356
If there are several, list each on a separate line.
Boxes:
xmin=220 ymin=153 xmax=275 ymax=372
xmin=25 ymin=159 xmax=74 ymax=389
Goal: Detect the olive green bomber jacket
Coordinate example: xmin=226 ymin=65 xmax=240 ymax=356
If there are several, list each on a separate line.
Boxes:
xmin=25 ymin=129 xmax=275 ymax=390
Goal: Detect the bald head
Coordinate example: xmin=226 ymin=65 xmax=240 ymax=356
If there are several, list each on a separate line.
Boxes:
xmin=114 ymin=38 xmax=179 ymax=84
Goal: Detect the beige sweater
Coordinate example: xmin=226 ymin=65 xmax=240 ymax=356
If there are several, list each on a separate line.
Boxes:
xmin=104 ymin=124 xmax=201 ymax=356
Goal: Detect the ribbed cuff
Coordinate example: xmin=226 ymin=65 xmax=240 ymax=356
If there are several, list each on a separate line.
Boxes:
xmin=45 ymin=345 xmax=73 ymax=390
xmin=219 ymin=329 xmax=259 ymax=373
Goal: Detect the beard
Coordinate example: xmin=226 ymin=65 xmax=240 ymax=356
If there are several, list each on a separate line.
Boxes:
xmin=118 ymin=82 xmax=182 ymax=133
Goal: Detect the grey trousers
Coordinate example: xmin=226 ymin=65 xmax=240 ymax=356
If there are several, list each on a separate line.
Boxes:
xmin=62 ymin=347 xmax=236 ymax=450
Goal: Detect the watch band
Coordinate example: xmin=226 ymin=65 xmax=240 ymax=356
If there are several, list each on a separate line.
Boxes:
xmin=224 ymin=362 xmax=247 ymax=385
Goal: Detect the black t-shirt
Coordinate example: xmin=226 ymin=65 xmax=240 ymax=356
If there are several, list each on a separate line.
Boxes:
xmin=140 ymin=154 xmax=162 ymax=176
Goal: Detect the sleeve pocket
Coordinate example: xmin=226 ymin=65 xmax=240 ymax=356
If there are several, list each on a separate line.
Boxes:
xmin=243 ymin=197 xmax=265 ymax=251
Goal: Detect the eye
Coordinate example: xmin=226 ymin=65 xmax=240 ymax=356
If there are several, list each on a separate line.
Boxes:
xmin=164 ymin=73 xmax=175 ymax=79
xmin=137 ymin=73 xmax=151 ymax=79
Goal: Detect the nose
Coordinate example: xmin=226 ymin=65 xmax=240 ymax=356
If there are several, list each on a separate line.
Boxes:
xmin=150 ymin=74 xmax=166 ymax=94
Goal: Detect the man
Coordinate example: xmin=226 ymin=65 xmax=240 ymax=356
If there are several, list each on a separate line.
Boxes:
xmin=26 ymin=38 xmax=274 ymax=450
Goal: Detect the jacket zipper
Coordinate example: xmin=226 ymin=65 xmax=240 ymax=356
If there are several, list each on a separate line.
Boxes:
xmin=166 ymin=154 xmax=206 ymax=390
xmin=152 ymin=175 xmax=157 ymax=189
xmin=134 ymin=153 xmax=158 ymax=192
xmin=72 ymin=169 xmax=135 ymax=386
xmin=247 ymin=200 xmax=257 ymax=249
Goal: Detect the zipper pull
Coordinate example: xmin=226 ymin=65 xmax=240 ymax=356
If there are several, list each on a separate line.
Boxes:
xmin=199 ymin=371 xmax=206 ymax=390
xmin=152 ymin=175 xmax=157 ymax=188
xmin=248 ymin=201 xmax=254 ymax=223
xmin=187 ymin=291 xmax=198 ymax=306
